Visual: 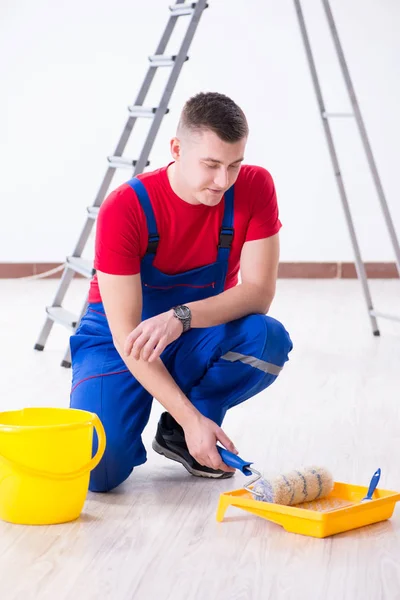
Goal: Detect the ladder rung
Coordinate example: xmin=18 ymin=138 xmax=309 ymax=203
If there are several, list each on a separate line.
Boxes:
xmin=370 ymin=310 xmax=400 ymax=323
xmin=322 ymin=112 xmax=354 ymax=119
xmin=87 ymin=206 xmax=99 ymax=219
xmin=107 ymin=156 xmax=150 ymax=169
xmin=46 ymin=307 xmax=78 ymax=330
xmin=66 ymin=256 xmax=95 ymax=278
xmin=169 ymin=2 xmax=209 ymax=17
xmin=127 ymin=106 xmax=170 ymax=118
xmin=148 ymin=55 xmax=189 ymax=67
xmin=169 ymin=2 xmax=195 ymax=16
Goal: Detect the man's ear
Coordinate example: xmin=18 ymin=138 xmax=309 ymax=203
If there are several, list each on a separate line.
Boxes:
xmin=170 ymin=137 xmax=181 ymax=161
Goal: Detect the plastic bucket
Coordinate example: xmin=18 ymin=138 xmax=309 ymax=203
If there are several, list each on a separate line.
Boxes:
xmin=0 ymin=407 xmax=106 ymax=525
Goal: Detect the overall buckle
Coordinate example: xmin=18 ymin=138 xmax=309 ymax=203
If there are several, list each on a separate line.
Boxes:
xmin=218 ymin=227 xmax=234 ymax=249
xmin=146 ymin=234 xmax=160 ymax=254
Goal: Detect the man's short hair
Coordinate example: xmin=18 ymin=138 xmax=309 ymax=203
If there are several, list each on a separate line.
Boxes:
xmin=178 ymin=92 xmax=249 ymax=143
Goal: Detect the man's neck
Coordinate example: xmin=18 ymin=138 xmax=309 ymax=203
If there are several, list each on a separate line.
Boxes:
xmin=166 ymin=162 xmax=200 ymax=206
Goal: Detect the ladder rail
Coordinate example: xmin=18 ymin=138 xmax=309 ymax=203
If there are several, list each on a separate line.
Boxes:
xmin=293 ymin=0 xmax=380 ymax=335
xmin=322 ymin=0 xmax=400 ymax=277
xmin=91 ymin=0 xmax=189 ymax=210
xmin=71 ymin=215 xmax=96 ymax=264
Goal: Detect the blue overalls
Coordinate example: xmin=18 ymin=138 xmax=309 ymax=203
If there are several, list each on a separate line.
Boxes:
xmin=69 ymin=178 xmax=293 ymax=492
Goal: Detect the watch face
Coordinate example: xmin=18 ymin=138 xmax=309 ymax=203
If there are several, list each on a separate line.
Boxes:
xmin=175 ymin=305 xmax=190 ymax=319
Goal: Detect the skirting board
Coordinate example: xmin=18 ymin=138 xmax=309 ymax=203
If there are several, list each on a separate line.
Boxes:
xmin=0 ymin=262 xmax=398 ymax=279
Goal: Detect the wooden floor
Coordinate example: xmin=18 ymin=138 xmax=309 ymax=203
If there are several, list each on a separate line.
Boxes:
xmin=0 ymin=278 xmax=400 ymax=600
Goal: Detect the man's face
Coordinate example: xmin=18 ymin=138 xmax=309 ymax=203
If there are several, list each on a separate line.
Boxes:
xmin=171 ymin=129 xmax=247 ymax=206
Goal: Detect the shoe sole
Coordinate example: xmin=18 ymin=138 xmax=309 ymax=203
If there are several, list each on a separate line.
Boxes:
xmin=152 ymin=439 xmax=234 ymax=479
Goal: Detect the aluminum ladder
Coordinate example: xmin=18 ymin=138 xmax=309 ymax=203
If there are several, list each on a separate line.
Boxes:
xmin=34 ymin=1 xmax=209 ymax=367
xmin=294 ymin=0 xmax=400 ymax=335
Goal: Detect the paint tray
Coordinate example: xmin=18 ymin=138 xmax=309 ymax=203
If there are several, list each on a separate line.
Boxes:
xmin=216 ymin=481 xmax=400 ymax=538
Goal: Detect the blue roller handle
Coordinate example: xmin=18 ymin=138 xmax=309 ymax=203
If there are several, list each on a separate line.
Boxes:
xmin=217 ymin=446 xmax=254 ymax=476
xmin=362 ymin=468 xmax=381 ymax=501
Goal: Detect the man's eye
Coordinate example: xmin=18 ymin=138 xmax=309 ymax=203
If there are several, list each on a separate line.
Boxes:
xmin=206 ymin=164 xmax=218 ymax=169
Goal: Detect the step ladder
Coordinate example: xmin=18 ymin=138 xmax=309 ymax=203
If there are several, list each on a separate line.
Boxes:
xmin=294 ymin=0 xmax=400 ymax=335
xmin=34 ymin=0 xmax=209 ymax=367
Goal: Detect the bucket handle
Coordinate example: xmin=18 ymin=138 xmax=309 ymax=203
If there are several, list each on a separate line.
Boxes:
xmin=0 ymin=414 xmax=106 ymax=481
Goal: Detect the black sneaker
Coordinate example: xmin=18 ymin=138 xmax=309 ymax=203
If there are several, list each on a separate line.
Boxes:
xmin=152 ymin=412 xmax=234 ymax=479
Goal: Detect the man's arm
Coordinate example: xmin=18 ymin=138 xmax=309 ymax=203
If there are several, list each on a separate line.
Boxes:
xmin=186 ymin=233 xmax=280 ymax=327
xmin=124 ymin=234 xmax=279 ymax=360
xmin=96 ymin=271 xmax=237 ymax=471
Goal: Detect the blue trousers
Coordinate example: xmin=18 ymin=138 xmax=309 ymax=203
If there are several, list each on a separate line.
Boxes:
xmin=70 ymin=306 xmax=293 ymax=492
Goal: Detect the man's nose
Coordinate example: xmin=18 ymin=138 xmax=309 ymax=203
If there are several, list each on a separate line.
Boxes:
xmin=213 ymin=168 xmax=228 ymax=189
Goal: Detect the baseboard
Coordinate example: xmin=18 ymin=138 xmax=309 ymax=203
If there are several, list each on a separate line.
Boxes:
xmin=0 ymin=262 xmax=398 ymax=279
xmin=278 ymin=262 xmax=399 ymax=278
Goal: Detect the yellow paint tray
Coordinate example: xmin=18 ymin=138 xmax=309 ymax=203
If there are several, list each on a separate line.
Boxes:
xmin=216 ymin=481 xmax=400 ymax=538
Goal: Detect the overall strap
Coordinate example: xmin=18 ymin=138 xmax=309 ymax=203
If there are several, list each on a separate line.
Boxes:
xmin=217 ymin=184 xmax=235 ymax=262
xmin=126 ymin=177 xmax=159 ymax=255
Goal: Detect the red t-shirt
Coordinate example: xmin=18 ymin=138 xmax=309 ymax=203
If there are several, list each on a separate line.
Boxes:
xmin=89 ymin=163 xmax=281 ymax=303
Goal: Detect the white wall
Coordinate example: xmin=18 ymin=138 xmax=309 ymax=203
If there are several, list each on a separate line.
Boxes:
xmin=1 ymin=0 xmax=399 ymax=263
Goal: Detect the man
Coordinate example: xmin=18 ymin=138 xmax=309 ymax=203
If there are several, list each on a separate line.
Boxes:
xmin=70 ymin=92 xmax=293 ymax=493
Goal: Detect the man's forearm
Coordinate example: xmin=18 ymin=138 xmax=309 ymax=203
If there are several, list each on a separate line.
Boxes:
xmin=186 ymin=282 xmax=274 ymax=329
xmin=114 ymin=337 xmax=200 ymax=428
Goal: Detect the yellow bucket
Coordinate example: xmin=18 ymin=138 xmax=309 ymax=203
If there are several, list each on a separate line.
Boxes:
xmin=0 ymin=407 xmax=106 ymax=525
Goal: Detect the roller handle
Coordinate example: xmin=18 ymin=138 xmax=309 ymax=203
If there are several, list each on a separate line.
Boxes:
xmin=362 ymin=468 xmax=381 ymax=501
xmin=217 ymin=446 xmax=253 ymax=476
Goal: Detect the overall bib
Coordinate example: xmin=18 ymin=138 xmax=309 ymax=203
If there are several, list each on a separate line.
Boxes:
xmin=70 ymin=178 xmax=293 ymax=492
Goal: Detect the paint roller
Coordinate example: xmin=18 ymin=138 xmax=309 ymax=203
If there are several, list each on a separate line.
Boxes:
xmin=217 ymin=447 xmax=334 ymax=506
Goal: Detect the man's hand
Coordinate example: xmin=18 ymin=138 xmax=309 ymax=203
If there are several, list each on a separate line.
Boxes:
xmin=124 ymin=310 xmax=183 ymax=362
xmin=183 ymin=414 xmax=238 ymax=473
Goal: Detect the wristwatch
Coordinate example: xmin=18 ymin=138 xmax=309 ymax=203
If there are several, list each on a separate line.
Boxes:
xmin=172 ymin=305 xmax=192 ymax=333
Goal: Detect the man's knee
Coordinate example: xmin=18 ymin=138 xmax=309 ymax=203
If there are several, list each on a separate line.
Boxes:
xmin=241 ymin=313 xmax=293 ymax=367
xmin=264 ymin=315 xmax=293 ymax=365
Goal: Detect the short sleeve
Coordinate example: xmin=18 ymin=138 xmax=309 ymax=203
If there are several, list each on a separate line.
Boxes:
xmin=94 ymin=184 xmax=146 ymax=275
xmin=245 ymin=168 xmax=282 ymax=242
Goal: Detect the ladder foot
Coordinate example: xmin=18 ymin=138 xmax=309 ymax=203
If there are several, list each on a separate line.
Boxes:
xmin=373 ymin=330 xmax=381 ymax=337
xmin=34 ymin=343 xmax=44 ymax=351
xmin=61 ymin=360 xmax=72 ymax=368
